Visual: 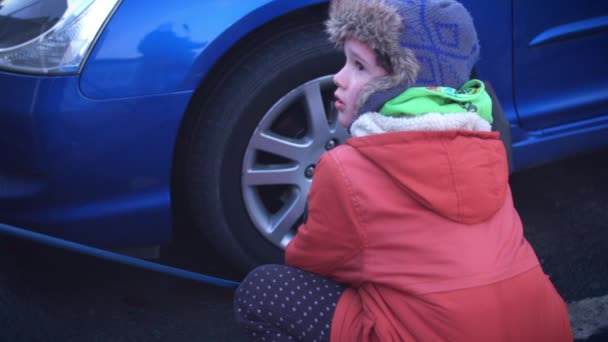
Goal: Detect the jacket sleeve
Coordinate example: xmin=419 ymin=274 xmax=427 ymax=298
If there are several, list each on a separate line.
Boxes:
xmin=285 ymin=150 xmax=364 ymax=279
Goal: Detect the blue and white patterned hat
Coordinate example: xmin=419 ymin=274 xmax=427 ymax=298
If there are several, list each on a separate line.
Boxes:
xmin=326 ymin=0 xmax=480 ymax=115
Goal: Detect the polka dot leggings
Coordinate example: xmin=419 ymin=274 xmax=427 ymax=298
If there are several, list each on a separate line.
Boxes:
xmin=234 ymin=264 xmax=346 ymax=341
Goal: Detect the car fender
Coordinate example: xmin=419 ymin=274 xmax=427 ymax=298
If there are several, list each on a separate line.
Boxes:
xmin=80 ymin=0 xmax=327 ymax=99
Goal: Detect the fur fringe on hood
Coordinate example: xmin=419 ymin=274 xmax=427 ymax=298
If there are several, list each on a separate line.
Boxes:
xmin=326 ymin=0 xmax=481 ymax=117
xmin=326 ymin=0 xmax=420 ymax=109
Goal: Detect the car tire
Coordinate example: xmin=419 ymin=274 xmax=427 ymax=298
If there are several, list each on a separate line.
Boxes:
xmin=179 ymin=17 xmax=345 ymax=272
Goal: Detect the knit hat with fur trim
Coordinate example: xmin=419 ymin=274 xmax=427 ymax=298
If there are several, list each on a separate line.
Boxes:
xmin=326 ymin=0 xmax=480 ymax=116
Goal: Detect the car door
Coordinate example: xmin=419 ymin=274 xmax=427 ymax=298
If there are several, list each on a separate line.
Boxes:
xmin=513 ymin=0 xmax=608 ymax=130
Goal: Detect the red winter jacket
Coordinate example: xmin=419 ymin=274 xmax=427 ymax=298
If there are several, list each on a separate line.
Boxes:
xmin=285 ymin=129 xmax=572 ymax=341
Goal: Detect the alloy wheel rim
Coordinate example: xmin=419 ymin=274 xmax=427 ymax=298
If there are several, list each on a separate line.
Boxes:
xmin=241 ymin=75 xmax=349 ymax=249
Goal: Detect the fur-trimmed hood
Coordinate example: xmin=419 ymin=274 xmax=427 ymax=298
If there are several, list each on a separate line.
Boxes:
xmin=327 ymin=0 xmax=419 ymax=111
xmin=326 ymin=0 xmax=480 ymax=116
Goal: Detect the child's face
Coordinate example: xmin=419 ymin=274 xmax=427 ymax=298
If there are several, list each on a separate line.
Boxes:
xmin=334 ymin=38 xmax=388 ymax=127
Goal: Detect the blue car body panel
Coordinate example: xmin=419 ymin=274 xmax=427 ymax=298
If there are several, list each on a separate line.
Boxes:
xmin=80 ymin=0 xmax=324 ymax=98
xmin=511 ymin=0 xmax=608 ymax=168
xmin=0 ymin=71 xmax=190 ymax=246
xmin=513 ymin=0 xmax=608 ymax=131
xmin=0 ymin=0 xmax=607 ymax=249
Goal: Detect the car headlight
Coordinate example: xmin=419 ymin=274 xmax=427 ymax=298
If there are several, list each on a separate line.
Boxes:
xmin=0 ymin=0 xmax=121 ymax=75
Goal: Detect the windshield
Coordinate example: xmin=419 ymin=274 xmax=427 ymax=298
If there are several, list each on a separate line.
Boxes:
xmin=0 ymin=0 xmax=67 ymax=49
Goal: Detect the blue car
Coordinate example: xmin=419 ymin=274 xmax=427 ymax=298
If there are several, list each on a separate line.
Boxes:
xmin=0 ymin=0 xmax=607 ymax=271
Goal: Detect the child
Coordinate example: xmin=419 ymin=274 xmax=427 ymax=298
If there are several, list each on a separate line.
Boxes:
xmin=234 ymin=0 xmax=573 ymax=341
